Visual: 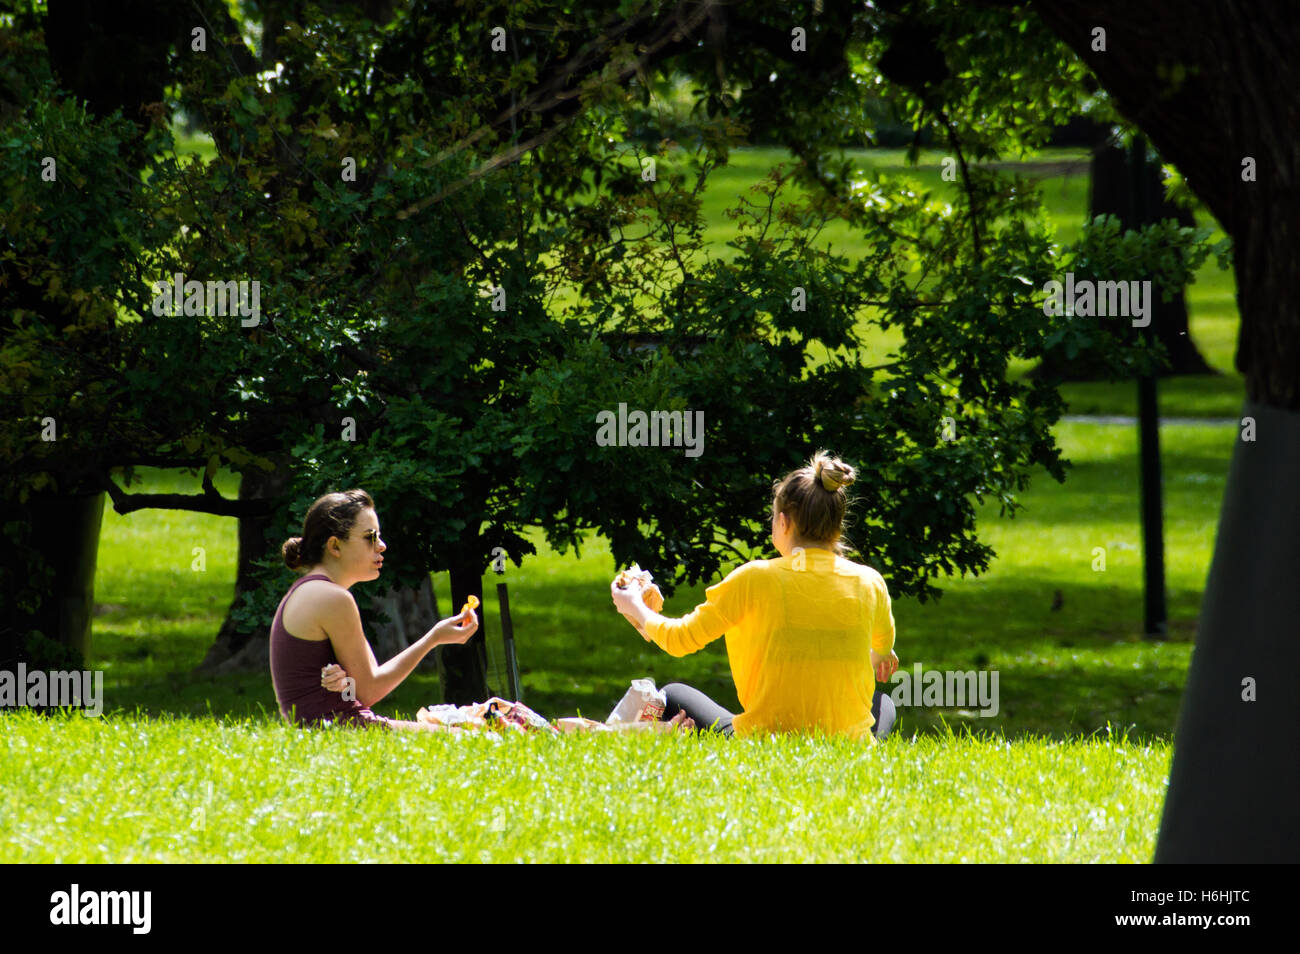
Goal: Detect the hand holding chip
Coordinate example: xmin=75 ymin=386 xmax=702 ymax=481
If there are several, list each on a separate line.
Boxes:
xmin=431 ymin=598 xmax=479 ymax=646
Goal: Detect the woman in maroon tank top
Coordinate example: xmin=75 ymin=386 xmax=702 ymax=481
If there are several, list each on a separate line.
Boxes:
xmin=270 ymin=489 xmax=476 ymax=731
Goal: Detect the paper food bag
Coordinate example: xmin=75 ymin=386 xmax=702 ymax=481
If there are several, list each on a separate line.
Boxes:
xmin=607 ymin=678 xmax=667 ymax=724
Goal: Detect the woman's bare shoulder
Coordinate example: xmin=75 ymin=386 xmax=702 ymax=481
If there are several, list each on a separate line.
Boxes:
xmin=283 ymin=578 xmax=351 ymax=639
xmin=295 ymin=576 xmax=344 ymax=594
xmin=293 ymin=578 xmax=355 ymax=610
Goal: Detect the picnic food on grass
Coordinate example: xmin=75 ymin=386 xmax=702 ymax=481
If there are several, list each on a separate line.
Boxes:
xmin=414 ymin=683 xmax=677 ymax=736
xmin=613 ymin=563 xmax=663 ymax=613
xmin=460 ymin=593 xmax=479 ymax=618
xmin=416 ymin=697 xmax=557 ymax=734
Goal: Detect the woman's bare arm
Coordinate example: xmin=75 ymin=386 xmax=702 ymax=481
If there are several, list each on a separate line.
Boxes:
xmin=319 ymin=588 xmax=476 ymax=707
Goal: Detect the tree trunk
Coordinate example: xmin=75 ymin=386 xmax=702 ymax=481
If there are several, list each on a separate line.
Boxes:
xmin=1154 ymin=401 xmax=1300 ymax=861
xmin=366 ymin=576 xmax=441 ymax=667
xmin=1032 ymin=142 xmax=1216 ymax=381
xmin=439 ymin=561 xmax=491 ymax=704
xmin=196 ymin=462 xmax=294 ymax=672
xmin=0 ymin=490 xmax=104 ymax=671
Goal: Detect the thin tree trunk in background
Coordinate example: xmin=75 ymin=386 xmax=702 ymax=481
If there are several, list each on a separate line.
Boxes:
xmin=1096 ymin=143 xmax=1215 ymax=376
xmin=365 ymin=576 xmax=441 ymax=668
xmin=196 ymin=461 xmax=293 ymax=672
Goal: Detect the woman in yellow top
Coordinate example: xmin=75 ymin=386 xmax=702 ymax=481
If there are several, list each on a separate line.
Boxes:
xmin=610 ymin=451 xmax=901 ymax=741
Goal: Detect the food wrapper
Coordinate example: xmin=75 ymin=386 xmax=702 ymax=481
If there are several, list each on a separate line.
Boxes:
xmin=417 ymin=697 xmax=558 ymax=735
xmin=606 ymin=677 xmax=667 ymax=724
xmin=614 ymin=562 xmax=663 ymax=613
xmin=416 ymin=704 xmax=484 ymax=728
xmin=488 ymin=698 xmax=555 ymax=733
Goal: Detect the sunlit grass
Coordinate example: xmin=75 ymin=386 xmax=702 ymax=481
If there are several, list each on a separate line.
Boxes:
xmin=0 ymin=709 xmax=1169 ymax=863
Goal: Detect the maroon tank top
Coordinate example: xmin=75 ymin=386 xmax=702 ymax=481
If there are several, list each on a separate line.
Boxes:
xmin=269 ymin=573 xmax=372 ymax=726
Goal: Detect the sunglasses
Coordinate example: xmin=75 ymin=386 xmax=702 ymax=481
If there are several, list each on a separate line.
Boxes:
xmin=360 ymin=529 xmax=382 ymax=548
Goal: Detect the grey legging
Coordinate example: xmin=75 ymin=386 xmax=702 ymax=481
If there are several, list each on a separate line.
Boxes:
xmin=660 ymin=682 xmax=897 ymax=739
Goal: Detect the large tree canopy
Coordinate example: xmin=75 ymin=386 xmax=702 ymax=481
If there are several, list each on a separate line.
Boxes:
xmin=3 ymin=0 xmax=1215 ymax=676
xmin=1024 ymin=0 xmax=1297 ymax=407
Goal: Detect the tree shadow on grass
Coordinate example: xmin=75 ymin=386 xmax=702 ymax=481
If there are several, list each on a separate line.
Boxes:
xmin=887 ymin=667 xmax=1185 ymax=744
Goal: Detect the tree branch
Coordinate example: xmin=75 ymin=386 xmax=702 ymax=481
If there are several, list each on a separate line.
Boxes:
xmin=937 ymin=109 xmax=983 ymax=265
xmin=98 ymin=472 xmax=277 ymax=518
xmin=397 ymin=0 xmax=724 ymax=218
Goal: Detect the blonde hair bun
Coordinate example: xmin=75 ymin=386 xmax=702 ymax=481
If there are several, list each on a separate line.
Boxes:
xmin=813 ymin=452 xmax=856 ymax=493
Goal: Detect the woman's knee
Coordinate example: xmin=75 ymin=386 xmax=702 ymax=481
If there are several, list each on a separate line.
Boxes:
xmin=659 ymin=683 xmax=689 ymax=719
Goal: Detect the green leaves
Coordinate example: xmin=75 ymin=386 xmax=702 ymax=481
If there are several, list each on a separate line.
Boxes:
xmin=0 ymin=0 xmax=1229 ymax=616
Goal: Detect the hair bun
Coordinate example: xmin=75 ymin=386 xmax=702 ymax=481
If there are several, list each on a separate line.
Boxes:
xmin=814 ymin=455 xmax=856 ymax=492
xmin=282 ymin=536 xmax=303 ymax=569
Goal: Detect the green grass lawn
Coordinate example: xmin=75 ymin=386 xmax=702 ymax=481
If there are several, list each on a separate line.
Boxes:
xmin=0 ymin=710 xmax=1168 ymax=863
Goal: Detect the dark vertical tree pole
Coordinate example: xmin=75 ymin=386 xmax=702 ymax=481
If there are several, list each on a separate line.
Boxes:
xmin=1032 ymin=137 xmax=1215 ymax=382
xmin=496 ymin=580 xmax=522 ymax=702
xmin=1131 ymin=136 xmax=1168 ymax=639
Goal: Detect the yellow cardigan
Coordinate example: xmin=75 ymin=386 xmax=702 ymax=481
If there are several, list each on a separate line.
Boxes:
xmin=643 ymin=547 xmax=896 ymax=740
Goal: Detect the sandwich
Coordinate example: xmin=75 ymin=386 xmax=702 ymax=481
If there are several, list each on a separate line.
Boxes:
xmin=614 ymin=562 xmax=663 ymax=613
